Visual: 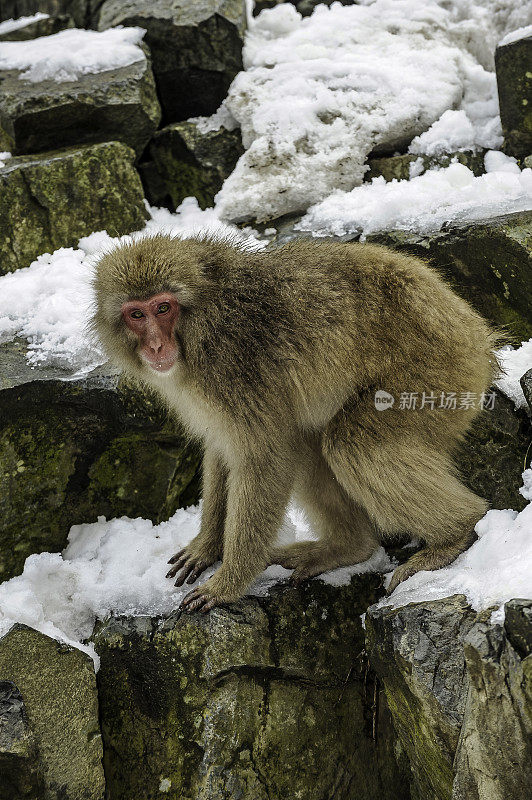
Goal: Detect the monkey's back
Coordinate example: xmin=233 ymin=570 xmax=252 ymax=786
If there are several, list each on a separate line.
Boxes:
xmin=255 ymin=239 xmax=498 ymax=432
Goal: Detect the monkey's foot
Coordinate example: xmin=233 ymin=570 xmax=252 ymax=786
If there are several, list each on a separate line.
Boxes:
xmin=180 ymin=575 xmax=236 ymax=614
xmin=386 ymin=539 xmax=474 ymax=595
xmin=271 ymin=542 xmax=369 ymax=586
xmin=166 ymin=543 xmax=219 ymax=587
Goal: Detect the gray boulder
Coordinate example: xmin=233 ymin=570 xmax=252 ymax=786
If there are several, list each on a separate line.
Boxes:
xmin=495 ymin=32 xmax=532 ymax=160
xmin=0 ymin=43 xmax=161 ymax=156
xmin=366 ymin=596 xmax=532 ymax=800
xmin=0 ymin=624 xmax=105 ymax=800
xmin=0 ymin=341 xmax=201 ymax=582
xmin=97 ymin=0 xmax=246 ymax=122
xmin=144 ymin=118 xmax=243 ymax=209
xmin=93 ymin=576 xmax=409 ymax=800
xmin=520 ymin=368 xmax=532 ymax=413
xmin=0 ymin=141 xmax=148 ymax=275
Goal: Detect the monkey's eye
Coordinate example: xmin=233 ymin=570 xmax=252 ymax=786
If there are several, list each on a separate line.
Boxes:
xmin=130 ymin=310 xmax=144 ymax=320
xmin=157 ymin=303 xmax=170 ymax=314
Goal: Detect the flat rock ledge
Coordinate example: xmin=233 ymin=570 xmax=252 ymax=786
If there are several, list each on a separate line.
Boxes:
xmin=0 ymin=43 xmax=161 ymax=157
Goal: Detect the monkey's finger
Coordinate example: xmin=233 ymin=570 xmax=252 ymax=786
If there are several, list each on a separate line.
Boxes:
xmin=174 ymin=561 xmax=197 ymax=587
xmin=166 ymin=563 xmax=180 ymax=579
xmin=167 ymin=548 xmax=187 ymax=565
xmin=200 ymin=598 xmax=219 ymax=614
xmin=186 ymin=563 xmax=208 ymax=584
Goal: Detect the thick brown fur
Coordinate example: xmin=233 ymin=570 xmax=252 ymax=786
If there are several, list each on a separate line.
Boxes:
xmin=92 ymin=233 xmax=499 ymax=610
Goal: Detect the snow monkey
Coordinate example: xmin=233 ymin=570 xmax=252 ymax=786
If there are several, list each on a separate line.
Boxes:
xmin=93 ymin=234 xmax=498 ymax=612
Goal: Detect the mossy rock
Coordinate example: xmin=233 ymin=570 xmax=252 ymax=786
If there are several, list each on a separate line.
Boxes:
xmin=0 ymin=624 xmax=105 ymax=800
xmin=144 ymin=119 xmax=244 ymax=209
xmin=0 ymin=342 xmax=201 ymax=582
xmin=93 ymin=576 xmax=410 ymax=800
xmin=365 ymin=150 xmax=486 ymax=183
xmin=97 ymin=0 xmax=246 ymax=123
xmin=0 ymin=43 xmax=161 ymax=156
xmin=368 ymin=211 xmax=532 ymax=340
xmin=0 ymin=141 xmax=148 ymax=274
xmin=495 ymin=33 xmax=532 ymax=160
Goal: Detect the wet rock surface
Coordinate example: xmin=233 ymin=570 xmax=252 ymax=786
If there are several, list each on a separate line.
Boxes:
xmin=0 ymin=341 xmax=201 ymax=582
xmin=94 ymin=576 xmax=409 ymax=800
xmin=97 ymin=0 xmax=246 ymax=123
xmin=364 ymin=150 xmax=486 ymax=183
xmin=0 ymin=141 xmax=148 ymax=275
xmin=0 ymin=43 xmax=161 ymax=156
xmin=0 ymin=624 xmax=105 ymax=800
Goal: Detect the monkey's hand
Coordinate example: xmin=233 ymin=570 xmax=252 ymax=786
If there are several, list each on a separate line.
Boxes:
xmin=180 ymin=572 xmax=240 ymax=614
xmin=166 ymin=538 xmax=221 ymax=587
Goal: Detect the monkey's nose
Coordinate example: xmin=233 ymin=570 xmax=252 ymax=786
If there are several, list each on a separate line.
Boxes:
xmin=150 ymin=340 xmax=163 ymax=354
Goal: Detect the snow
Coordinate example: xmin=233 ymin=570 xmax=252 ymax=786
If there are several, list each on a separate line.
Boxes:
xmin=495 ymin=339 xmax=532 ymax=410
xmin=0 ymin=151 xmax=11 ymax=167
xmin=498 ymin=24 xmax=532 ymax=46
xmin=0 ymin=27 xmax=146 ymax=83
xmin=0 ymin=198 xmax=262 ymax=372
xmin=191 ymin=101 xmax=239 ymax=134
xmin=0 ymin=504 xmax=393 ymax=669
xmin=0 ymin=13 xmax=48 ymax=35
xmin=216 ymin=0 xmax=528 ymax=221
xmin=296 ymin=156 xmax=532 ymax=239
xmin=381 ymin=470 xmax=532 ymax=623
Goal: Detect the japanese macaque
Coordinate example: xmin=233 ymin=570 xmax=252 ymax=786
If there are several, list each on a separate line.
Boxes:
xmin=92 ymin=234 xmax=498 ymax=612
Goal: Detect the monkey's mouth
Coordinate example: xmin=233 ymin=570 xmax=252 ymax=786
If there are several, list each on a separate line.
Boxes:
xmin=141 ymin=354 xmax=178 ymax=373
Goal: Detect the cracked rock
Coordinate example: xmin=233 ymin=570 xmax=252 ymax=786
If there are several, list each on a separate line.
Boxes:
xmin=93 ymin=577 xmax=409 ymax=800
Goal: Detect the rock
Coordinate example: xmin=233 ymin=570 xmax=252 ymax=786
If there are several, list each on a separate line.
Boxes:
xmin=0 ymin=141 xmax=148 ymax=275
xmin=0 ymin=680 xmax=43 ymax=797
xmin=366 ymin=595 xmax=532 ymax=800
xmin=0 ymin=2 xmax=97 ymax=29
xmin=0 ymin=341 xmax=201 ymax=582
xmin=97 ymin=0 xmax=246 ymax=123
xmin=495 ymin=32 xmax=532 ymax=159
xmin=145 ymin=119 xmax=244 ymax=209
xmin=520 ymin=368 xmax=532 ymax=413
xmin=364 ymin=150 xmax=486 ymax=183
xmin=0 ymin=624 xmax=105 ymax=800
xmin=368 ymin=211 xmax=532 ymax=340
xmin=0 ymin=13 xmax=73 ymax=40
xmin=0 ymin=43 xmax=161 ymax=156
xmin=94 ymin=577 xmax=410 ymax=800
xmin=456 ymin=388 xmax=531 ymax=512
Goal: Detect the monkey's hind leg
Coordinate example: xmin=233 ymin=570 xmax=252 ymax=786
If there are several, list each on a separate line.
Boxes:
xmin=323 ymin=417 xmax=486 ymax=595
xmin=271 ymin=449 xmax=379 ymax=584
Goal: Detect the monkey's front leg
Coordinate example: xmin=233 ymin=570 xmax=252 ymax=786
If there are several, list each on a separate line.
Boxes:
xmin=167 ymin=449 xmax=228 ymax=586
xmin=181 ymin=450 xmax=294 ymax=613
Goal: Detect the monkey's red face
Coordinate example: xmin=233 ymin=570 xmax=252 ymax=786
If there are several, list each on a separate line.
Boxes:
xmin=121 ymin=293 xmax=180 ymax=373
